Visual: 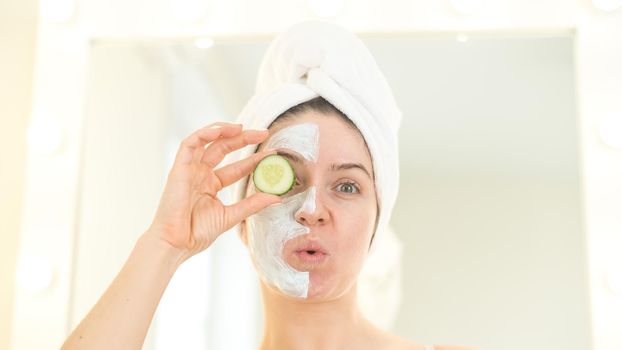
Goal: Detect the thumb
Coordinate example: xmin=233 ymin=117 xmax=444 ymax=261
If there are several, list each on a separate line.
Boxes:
xmin=224 ymin=192 xmax=282 ymax=229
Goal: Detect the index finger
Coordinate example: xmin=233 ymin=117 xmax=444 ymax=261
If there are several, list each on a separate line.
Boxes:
xmin=214 ymin=148 xmax=278 ymax=189
xmin=174 ymin=123 xmax=242 ymax=166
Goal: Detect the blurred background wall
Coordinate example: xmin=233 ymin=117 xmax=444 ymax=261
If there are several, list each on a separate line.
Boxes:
xmin=0 ymin=1 xmax=38 ymax=349
xmin=3 ymin=0 xmax=622 ymax=349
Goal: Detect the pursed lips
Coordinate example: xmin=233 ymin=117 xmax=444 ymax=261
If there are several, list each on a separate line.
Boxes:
xmin=294 ymin=240 xmax=329 ymax=255
xmin=290 ymin=239 xmax=330 ymax=265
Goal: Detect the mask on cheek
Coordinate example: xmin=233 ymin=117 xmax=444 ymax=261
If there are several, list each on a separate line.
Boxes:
xmin=246 ymin=123 xmax=319 ymax=299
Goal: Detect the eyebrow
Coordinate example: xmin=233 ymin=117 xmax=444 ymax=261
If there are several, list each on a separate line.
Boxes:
xmin=276 ymin=150 xmax=372 ymax=180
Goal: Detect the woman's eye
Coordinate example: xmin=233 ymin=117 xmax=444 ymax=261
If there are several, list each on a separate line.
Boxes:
xmin=336 ymin=182 xmax=359 ymax=194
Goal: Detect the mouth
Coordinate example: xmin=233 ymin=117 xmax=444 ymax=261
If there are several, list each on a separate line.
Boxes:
xmin=290 ymin=240 xmax=330 ymax=267
xmin=294 ymin=249 xmax=329 ymax=263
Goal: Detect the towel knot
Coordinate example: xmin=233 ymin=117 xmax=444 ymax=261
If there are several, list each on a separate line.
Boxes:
xmin=294 ymin=47 xmax=325 ymax=79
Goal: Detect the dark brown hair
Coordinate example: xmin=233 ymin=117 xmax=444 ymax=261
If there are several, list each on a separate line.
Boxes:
xmin=269 ymin=96 xmax=361 ymax=136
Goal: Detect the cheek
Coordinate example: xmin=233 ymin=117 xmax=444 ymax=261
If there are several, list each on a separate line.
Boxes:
xmin=333 ymin=196 xmax=377 ymax=235
xmin=332 ymin=203 xmax=375 ymax=261
xmin=329 ymin=197 xmax=377 ymax=270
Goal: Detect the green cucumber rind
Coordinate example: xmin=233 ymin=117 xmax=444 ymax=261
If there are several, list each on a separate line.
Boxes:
xmin=252 ymin=154 xmax=295 ymax=195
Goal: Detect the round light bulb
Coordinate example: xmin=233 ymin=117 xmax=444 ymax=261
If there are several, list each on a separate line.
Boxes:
xmin=592 ymin=0 xmax=622 ymax=12
xmin=597 ymin=114 xmax=622 ymax=149
xmin=39 ymin=0 xmax=76 ymax=22
xmin=194 ymin=37 xmax=214 ymax=49
xmin=27 ymin=117 xmax=64 ymax=155
xmin=306 ymin=0 xmax=344 ymax=18
xmin=16 ymin=255 xmax=54 ymax=295
xmin=605 ymin=266 xmax=622 ymax=295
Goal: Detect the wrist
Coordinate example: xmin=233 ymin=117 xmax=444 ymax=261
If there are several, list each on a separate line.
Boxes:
xmin=137 ymin=231 xmax=188 ymax=271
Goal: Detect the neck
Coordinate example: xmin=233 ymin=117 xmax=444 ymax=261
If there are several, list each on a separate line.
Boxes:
xmin=258 ymin=282 xmax=374 ymax=350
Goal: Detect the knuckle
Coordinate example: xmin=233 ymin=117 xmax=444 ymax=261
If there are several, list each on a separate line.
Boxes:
xmin=233 ymin=166 xmax=244 ymax=179
xmin=220 ymin=142 xmax=233 ymax=154
xmin=212 ymin=144 xmax=232 ymax=159
xmin=181 ymin=138 xmax=193 ymax=148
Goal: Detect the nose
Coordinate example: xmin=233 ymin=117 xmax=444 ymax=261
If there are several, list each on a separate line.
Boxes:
xmin=294 ymin=187 xmax=328 ymax=226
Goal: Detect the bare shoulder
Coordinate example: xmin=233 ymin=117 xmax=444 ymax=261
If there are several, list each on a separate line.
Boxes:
xmin=380 ymin=335 xmax=480 ymax=350
xmin=370 ymin=330 xmax=427 ymax=350
xmin=387 ymin=336 xmax=479 ymax=350
xmin=372 ymin=332 xmax=420 ymax=350
xmin=361 ymin=325 xmax=420 ymax=350
xmin=359 ymin=321 xmax=478 ymax=350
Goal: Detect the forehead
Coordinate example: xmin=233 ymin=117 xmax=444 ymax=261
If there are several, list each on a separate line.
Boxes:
xmin=264 ymin=111 xmax=371 ymax=163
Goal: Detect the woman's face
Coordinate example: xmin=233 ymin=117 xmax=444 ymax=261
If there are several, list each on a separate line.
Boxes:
xmin=242 ymin=110 xmax=377 ymax=301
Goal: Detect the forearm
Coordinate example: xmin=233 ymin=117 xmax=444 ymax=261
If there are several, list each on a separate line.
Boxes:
xmin=62 ymin=232 xmax=187 ymax=350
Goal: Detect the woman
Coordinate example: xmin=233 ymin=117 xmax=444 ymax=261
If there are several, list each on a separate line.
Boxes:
xmin=62 ymin=21 xmax=477 ymax=350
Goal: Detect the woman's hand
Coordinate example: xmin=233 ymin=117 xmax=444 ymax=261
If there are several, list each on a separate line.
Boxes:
xmin=62 ymin=122 xmax=279 ymax=349
xmin=146 ymin=122 xmax=281 ymax=261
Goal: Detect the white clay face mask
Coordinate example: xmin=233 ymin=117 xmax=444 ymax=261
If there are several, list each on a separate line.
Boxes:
xmin=246 ymin=122 xmax=319 ymax=298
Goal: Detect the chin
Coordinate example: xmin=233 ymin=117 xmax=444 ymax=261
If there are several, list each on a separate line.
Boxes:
xmin=255 ymin=253 xmax=356 ymax=301
xmin=303 ymin=281 xmax=324 ymax=300
xmin=258 ymin=271 xmax=340 ymax=301
xmin=304 ymin=271 xmax=354 ymax=301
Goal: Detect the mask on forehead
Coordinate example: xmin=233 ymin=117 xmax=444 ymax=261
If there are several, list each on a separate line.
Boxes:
xmin=246 ymin=122 xmax=319 ymax=298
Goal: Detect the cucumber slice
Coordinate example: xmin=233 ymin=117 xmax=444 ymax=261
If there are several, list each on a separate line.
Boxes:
xmin=253 ymin=154 xmax=295 ymax=195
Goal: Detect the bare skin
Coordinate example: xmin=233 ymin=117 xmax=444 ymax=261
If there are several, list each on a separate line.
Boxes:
xmin=61 ymin=122 xmax=282 ymax=349
xmin=240 ymin=112 xmax=479 ymax=350
xmin=61 ymin=119 xmax=478 ymax=350
xmin=259 ymin=281 xmax=417 ymax=350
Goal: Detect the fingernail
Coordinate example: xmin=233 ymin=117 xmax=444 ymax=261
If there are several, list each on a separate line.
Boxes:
xmin=209 ymin=125 xmax=222 ymax=129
